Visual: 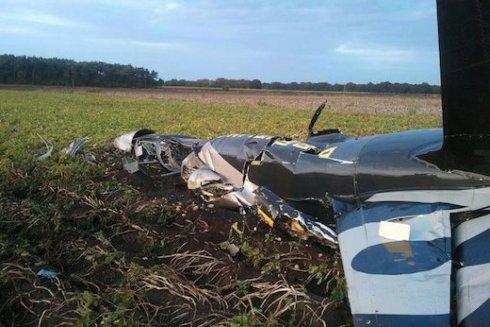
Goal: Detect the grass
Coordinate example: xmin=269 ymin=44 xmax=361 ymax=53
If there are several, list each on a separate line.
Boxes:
xmin=0 ymin=88 xmax=441 ymax=326
xmin=0 ymin=89 xmax=440 ymax=150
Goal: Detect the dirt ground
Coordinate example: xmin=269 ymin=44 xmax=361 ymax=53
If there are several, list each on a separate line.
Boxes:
xmin=0 ymin=152 xmax=351 ymax=326
xmin=110 ymin=167 xmax=352 ymax=325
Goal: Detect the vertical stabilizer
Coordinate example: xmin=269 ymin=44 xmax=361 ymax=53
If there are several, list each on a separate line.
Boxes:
xmin=437 ymin=0 xmax=490 ymax=162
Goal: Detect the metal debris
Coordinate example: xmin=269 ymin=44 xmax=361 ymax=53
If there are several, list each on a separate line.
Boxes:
xmin=122 ymin=156 xmax=139 ymax=174
xmin=37 ymin=268 xmax=59 ymax=279
xmin=37 ymin=134 xmax=54 ymax=161
xmin=37 ymin=135 xmax=96 ymax=163
xmin=84 ymin=152 xmax=97 ymax=164
xmin=115 ymin=130 xmax=200 ymax=175
xmin=62 ymin=137 xmax=89 ymax=156
xmin=115 ymin=128 xmax=338 ymax=248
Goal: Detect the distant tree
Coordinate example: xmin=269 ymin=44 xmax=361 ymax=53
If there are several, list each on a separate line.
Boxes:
xmin=250 ymin=79 xmax=262 ymax=89
xmin=165 ymin=79 xmax=178 ymax=86
xmin=194 ymin=79 xmax=209 ymax=87
xmin=214 ymin=78 xmax=226 ymax=88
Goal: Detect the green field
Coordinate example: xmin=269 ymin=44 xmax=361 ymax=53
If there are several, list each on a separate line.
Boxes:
xmin=0 ymin=89 xmax=441 ymax=326
xmin=0 ymin=88 xmax=440 ymax=148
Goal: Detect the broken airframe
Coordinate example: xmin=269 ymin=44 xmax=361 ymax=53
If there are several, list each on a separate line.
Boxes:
xmin=115 ymin=1 xmax=490 ymax=325
xmin=114 ymin=103 xmax=338 ymax=248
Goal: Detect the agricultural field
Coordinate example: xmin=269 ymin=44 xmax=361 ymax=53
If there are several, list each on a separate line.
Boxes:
xmin=0 ymin=87 xmax=441 ymax=326
xmin=102 ymin=87 xmax=442 ymax=115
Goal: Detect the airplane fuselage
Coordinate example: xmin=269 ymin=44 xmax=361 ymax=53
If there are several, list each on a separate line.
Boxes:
xmin=207 ymin=128 xmax=490 ymax=222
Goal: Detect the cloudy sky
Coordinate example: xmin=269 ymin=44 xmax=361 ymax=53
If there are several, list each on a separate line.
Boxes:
xmin=0 ymin=0 xmax=441 ymax=84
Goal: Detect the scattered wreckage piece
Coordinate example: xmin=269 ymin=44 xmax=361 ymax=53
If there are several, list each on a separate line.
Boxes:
xmin=114 ymin=129 xmax=198 ymax=176
xmin=36 ymin=136 xmax=95 ymax=163
xmin=36 ymin=268 xmax=59 ymax=279
xmin=62 ymin=137 xmax=89 ymax=157
xmin=37 ymin=134 xmax=54 ymax=161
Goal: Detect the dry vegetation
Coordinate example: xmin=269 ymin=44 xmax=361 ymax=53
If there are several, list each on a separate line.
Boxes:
xmin=101 ymin=87 xmax=442 ymax=116
xmin=0 ymin=87 xmax=441 ymax=326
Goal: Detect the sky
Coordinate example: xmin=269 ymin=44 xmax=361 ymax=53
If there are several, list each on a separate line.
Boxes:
xmin=0 ymin=0 xmax=441 ymax=84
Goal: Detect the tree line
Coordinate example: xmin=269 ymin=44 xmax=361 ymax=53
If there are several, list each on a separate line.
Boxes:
xmin=0 ymin=54 xmax=440 ymax=94
xmin=164 ymin=78 xmax=440 ymax=94
xmin=0 ymin=54 xmax=162 ymax=88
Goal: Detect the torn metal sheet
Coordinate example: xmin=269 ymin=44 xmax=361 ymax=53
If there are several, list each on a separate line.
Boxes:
xmin=122 ymin=156 xmax=140 ymax=174
xmin=37 ymin=268 xmax=59 ymax=279
xmin=115 ymin=127 xmax=340 ymax=247
xmin=37 ymin=134 xmax=54 ymax=161
xmin=114 ymin=129 xmax=155 ymax=153
xmin=37 ymin=136 xmax=94 ymax=162
xmin=62 ymin=137 xmax=89 ymax=157
xmin=84 ymin=153 xmax=97 ymax=164
xmin=115 ymin=130 xmax=202 ymax=175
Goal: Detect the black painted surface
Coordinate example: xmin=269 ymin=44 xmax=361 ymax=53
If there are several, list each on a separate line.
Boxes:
xmin=208 ymin=129 xmax=490 ymax=211
xmin=437 ymin=0 xmax=490 ymax=150
xmin=435 ymin=0 xmax=490 ymax=175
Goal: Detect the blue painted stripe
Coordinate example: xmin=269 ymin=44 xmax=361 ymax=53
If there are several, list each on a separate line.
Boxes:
xmin=459 ymin=298 xmax=490 ymax=327
xmin=336 ymin=201 xmax=460 ymax=233
xmin=351 ymin=238 xmax=451 ymax=275
xmin=353 ymin=313 xmax=450 ymax=327
xmin=454 ymin=228 xmax=490 ymax=267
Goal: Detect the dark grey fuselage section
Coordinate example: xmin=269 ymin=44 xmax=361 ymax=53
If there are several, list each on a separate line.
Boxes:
xmin=208 ymin=128 xmax=490 ymax=220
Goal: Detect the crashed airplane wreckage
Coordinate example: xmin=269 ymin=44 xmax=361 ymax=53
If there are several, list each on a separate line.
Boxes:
xmin=115 ymin=1 xmax=490 ymax=326
xmin=114 ymin=118 xmax=340 ymax=247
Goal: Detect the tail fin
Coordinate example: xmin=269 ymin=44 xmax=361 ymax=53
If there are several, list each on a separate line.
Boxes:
xmin=437 ymin=0 xmax=490 ymax=163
